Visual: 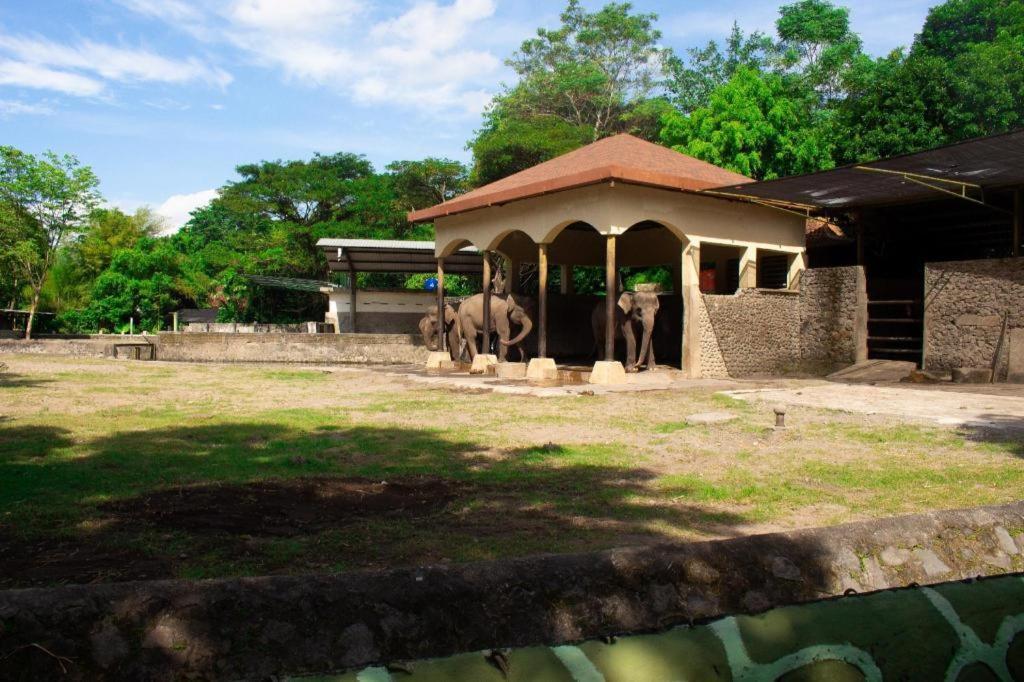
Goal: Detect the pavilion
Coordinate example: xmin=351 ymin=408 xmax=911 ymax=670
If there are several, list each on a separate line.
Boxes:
xmin=408 ymin=134 xmax=808 ymax=379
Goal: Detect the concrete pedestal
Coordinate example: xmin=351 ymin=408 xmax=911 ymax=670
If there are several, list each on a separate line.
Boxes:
xmin=526 ymin=357 xmax=558 ymax=381
xmin=589 ymin=360 xmax=627 ymax=385
xmin=425 ymin=351 xmax=450 ymax=369
xmin=470 ymin=354 xmax=498 ymax=374
xmin=496 ymin=362 xmax=527 ymax=379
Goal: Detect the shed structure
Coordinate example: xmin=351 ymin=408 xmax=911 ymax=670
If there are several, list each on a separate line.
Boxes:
xmin=409 ymin=134 xmax=808 ymax=378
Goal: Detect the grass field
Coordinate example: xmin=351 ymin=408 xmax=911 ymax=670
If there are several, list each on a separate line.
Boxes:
xmin=2 ymin=354 xmax=1022 ymax=587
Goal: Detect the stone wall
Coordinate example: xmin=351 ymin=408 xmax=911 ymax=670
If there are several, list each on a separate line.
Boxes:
xmin=799 ymin=266 xmax=867 ymax=372
xmin=700 ymin=289 xmax=801 ymax=377
xmin=694 ymin=265 xmax=866 ymax=378
xmin=156 ymin=332 xmax=428 ymax=364
xmin=1 ymin=501 xmax=1021 ymax=680
xmin=924 ymin=257 xmax=1024 ymax=377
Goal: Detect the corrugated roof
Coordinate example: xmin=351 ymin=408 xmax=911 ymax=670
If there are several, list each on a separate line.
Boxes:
xmin=408 ymin=134 xmax=752 ymax=223
xmin=706 ymin=127 xmax=1024 ymax=210
xmin=316 ymin=238 xmax=482 ymax=274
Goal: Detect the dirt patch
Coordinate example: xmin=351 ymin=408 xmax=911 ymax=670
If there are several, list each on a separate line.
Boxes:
xmin=0 ymin=535 xmax=167 ymax=587
xmin=100 ymin=476 xmax=459 ymax=536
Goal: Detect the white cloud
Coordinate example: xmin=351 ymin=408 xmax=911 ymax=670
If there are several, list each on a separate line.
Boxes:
xmin=115 ymin=0 xmax=204 ymax=23
xmin=0 ymin=98 xmax=54 ymax=116
xmin=117 ymin=0 xmax=503 ymax=117
xmin=0 ymin=34 xmax=231 ymax=90
xmin=156 ymin=188 xmax=219 ymax=232
xmin=0 ymin=60 xmax=105 ymax=96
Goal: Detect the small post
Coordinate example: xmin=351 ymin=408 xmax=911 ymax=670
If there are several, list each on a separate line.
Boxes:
xmin=482 ymin=252 xmax=492 ymax=354
xmin=172 ymin=311 xmax=179 ymax=332
xmin=538 ymin=243 xmax=549 ymax=358
xmin=605 ymin=235 xmax=616 ymax=361
xmin=774 ymin=405 xmax=786 ymax=429
xmin=436 ymin=257 xmax=446 ymax=354
xmin=129 ymin=317 xmax=134 ymax=335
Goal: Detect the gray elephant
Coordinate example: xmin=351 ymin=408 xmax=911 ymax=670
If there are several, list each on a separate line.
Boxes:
xmin=591 ymin=291 xmax=660 ymax=371
xmin=418 ymin=304 xmax=463 ymax=361
xmin=458 ymin=293 xmax=534 ymax=362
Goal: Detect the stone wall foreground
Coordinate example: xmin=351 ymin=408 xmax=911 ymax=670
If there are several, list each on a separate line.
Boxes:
xmin=1 ymin=501 xmax=1022 ymax=680
xmin=924 ymin=256 xmax=1024 ymax=377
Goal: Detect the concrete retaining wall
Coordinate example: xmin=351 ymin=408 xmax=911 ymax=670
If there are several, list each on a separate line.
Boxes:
xmin=156 ymin=332 xmax=428 ymax=364
xmin=924 ymin=256 xmax=1024 ymax=377
xmin=0 ymin=335 xmax=153 ymax=358
xmin=1 ymin=501 xmax=1021 ymax=680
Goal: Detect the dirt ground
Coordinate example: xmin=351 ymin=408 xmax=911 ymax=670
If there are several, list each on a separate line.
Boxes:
xmin=1 ymin=354 xmax=1022 ymax=587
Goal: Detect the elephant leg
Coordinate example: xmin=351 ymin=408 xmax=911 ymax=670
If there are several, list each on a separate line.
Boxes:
xmin=462 ymin=319 xmax=479 ymax=358
xmin=447 ymin=325 xmax=461 ymax=362
xmin=622 ymin=319 xmax=637 ymax=371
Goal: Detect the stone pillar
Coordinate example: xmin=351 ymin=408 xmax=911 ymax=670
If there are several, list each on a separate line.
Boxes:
xmin=560 ymin=264 xmax=574 ymax=294
xmin=739 ymin=246 xmax=757 ymax=290
xmin=605 ymin=235 xmax=616 ymax=361
xmin=348 ymin=261 xmax=358 ymax=333
xmin=436 ymin=258 xmax=446 ymax=354
xmin=788 ymin=251 xmax=806 ymax=291
xmin=482 ymin=253 xmax=491 ymax=353
xmin=682 ymin=241 xmax=702 ymax=378
xmin=537 ymin=243 xmax=549 ymax=358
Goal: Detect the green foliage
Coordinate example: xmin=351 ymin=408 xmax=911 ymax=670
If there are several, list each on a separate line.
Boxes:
xmin=661 ymin=67 xmax=834 ymax=180
xmin=469 ymin=117 xmax=595 ymax=186
xmin=385 ymin=158 xmax=468 ymax=210
xmin=0 ymin=147 xmax=101 ymax=337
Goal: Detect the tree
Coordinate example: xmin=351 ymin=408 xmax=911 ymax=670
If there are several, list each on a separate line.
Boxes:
xmin=776 ymin=0 xmax=862 ymax=100
xmin=666 ymin=23 xmax=780 ymax=113
xmin=469 ymin=117 xmax=594 ymax=186
xmin=0 ymin=147 xmax=100 ymax=338
xmin=386 ymin=158 xmax=469 ymax=210
xmin=661 ymin=67 xmax=834 ymax=180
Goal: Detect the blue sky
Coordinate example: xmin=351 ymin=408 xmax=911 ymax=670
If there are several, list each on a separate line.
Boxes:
xmin=0 ymin=0 xmax=937 ymax=229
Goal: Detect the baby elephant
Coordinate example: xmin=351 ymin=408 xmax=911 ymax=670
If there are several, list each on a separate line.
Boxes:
xmin=418 ymin=304 xmax=463 ymax=361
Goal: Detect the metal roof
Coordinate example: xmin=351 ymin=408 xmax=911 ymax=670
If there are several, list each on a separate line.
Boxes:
xmin=316 ymin=238 xmax=482 ymax=274
xmin=246 ymin=274 xmax=341 ymax=293
xmin=705 ymin=128 xmax=1024 ymax=211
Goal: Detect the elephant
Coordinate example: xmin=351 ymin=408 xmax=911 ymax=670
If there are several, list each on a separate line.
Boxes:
xmin=458 ymin=293 xmax=534 ymax=362
xmin=591 ymin=291 xmax=660 ymax=371
xmin=418 ymin=304 xmax=463 ymax=361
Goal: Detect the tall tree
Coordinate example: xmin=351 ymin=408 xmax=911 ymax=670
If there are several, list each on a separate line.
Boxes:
xmin=386 ymin=158 xmax=468 ymax=210
xmin=0 ymin=147 xmax=100 ymax=338
xmin=776 ymin=0 xmax=862 ymax=100
xmin=661 ymin=67 xmax=834 ymax=180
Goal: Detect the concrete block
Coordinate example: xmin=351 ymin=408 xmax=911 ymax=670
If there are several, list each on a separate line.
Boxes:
xmin=496 ymin=362 xmax=527 ymax=379
xmin=589 ymin=360 xmax=627 ymax=385
xmin=469 ymin=354 xmax=497 ymax=374
xmin=526 ymin=357 xmax=558 ymax=381
xmin=425 ymin=351 xmax=450 ymax=369
xmin=952 ymin=367 xmax=993 ymax=383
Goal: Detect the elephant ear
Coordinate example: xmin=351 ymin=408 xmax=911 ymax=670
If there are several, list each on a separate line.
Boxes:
xmin=617 ymin=292 xmax=633 ymax=315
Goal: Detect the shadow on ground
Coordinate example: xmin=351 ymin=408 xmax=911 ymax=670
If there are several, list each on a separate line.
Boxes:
xmin=1 ymin=421 xmax=751 ymax=588
xmin=957 ymin=414 xmax=1024 ymax=457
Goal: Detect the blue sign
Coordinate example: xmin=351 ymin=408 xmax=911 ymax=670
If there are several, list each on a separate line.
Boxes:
xmin=423 ymin=277 xmax=438 ymax=292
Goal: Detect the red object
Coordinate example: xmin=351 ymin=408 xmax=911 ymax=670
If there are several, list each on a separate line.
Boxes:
xmin=700 ymin=268 xmax=717 ymax=293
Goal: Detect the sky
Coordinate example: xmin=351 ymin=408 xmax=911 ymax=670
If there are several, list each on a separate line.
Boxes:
xmin=0 ymin=0 xmax=937 ymax=230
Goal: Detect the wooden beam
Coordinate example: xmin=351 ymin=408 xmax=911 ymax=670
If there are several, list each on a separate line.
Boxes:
xmin=436 ymin=258 xmax=446 ymax=354
xmin=560 ymin=264 xmax=574 ymax=294
xmin=482 ymin=253 xmax=491 ymax=354
xmin=605 ymin=235 xmax=616 ymax=361
xmin=538 ymin=243 xmax=549 ymax=358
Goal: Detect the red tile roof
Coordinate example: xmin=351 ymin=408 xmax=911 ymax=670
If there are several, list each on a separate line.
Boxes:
xmin=408 ymin=134 xmax=753 ymax=223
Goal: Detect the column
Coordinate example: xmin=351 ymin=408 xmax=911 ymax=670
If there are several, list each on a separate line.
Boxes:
xmin=560 ymin=264 xmax=574 ymax=295
xmin=681 ymin=241 xmax=701 ymax=378
xmin=508 ymin=258 xmax=521 ymax=294
xmin=788 ymin=251 xmax=806 ymax=290
xmin=481 ymin=252 xmax=492 ymax=353
xmin=1014 ymin=187 xmax=1022 ymax=257
xmin=738 ymin=246 xmax=757 ymax=290
xmin=436 ymin=258 xmax=446 ymax=354
xmin=347 ymin=260 xmax=358 ymax=333
xmin=605 ymin=235 xmax=616 ymax=361
xmin=537 ymin=244 xmax=549 ymax=358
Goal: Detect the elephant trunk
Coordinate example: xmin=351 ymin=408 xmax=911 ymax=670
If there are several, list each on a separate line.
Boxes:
xmin=636 ymin=317 xmax=654 ymax=368
xmin=501 ymin=314 xmax=533 ymax=347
